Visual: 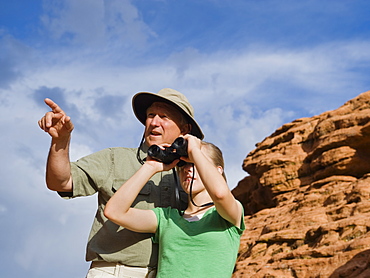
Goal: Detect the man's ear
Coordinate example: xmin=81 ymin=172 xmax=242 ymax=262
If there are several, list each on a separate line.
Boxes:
xmin=181 ymin=123 xmax=192 ymax=135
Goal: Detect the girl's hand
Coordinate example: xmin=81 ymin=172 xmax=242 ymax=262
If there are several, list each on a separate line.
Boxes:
xmin=180 ymin=134 xmax=202 ymax=163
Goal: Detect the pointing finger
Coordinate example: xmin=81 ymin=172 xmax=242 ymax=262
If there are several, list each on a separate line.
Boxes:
xmin=44 ymin=98 xmax=65 ymax=114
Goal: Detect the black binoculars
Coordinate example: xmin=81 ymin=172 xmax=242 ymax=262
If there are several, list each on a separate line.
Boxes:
xmin=147 ymin=137 xmax=188 ymax=166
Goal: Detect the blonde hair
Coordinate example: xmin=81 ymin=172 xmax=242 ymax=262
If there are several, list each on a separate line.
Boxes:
xmin=201 ymin=141 xmax=227 ymax=181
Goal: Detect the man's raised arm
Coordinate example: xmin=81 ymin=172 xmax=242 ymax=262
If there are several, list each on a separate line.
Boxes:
xmin=38 ymin=98 xmax=74 ymax=192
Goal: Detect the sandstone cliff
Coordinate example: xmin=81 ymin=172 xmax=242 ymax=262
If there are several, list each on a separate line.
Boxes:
xmin=232 ymin=90 xmax=370 ymax=277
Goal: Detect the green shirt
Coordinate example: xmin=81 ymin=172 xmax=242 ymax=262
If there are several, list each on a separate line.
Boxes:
xmin=60 ymin=146 xmax=186 ymax=267
xmin=152 ymin=206 xmax=245 ymax=278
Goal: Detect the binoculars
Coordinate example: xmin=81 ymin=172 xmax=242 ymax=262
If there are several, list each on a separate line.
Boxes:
xmin=147 ymin=137 xmax=188 ymax=166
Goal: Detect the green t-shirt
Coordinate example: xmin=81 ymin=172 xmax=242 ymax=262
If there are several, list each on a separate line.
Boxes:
xmin=152 ymin=205 xmax=245 ymax=278
xmin=61 ymin=146 xmax=187 ymax=267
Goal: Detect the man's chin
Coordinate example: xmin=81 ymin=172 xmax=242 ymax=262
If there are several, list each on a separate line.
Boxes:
xmin=145 ymin=136 xmax=163 ymax=146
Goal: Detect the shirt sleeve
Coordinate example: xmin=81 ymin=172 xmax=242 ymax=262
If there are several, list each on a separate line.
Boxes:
xmin=151 ymin=207 xmax=165 ymax=244
xmin=236 ymin=200 xmax=246 ymax=234
xmin=59 ymin=148 xmax=114 ymax=199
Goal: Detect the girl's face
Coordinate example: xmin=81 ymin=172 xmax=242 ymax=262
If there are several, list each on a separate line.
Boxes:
xmin=178 ymin=162 xmax=205 ymax=195
xmin=178 ymin=144 xmax=224 ymax=195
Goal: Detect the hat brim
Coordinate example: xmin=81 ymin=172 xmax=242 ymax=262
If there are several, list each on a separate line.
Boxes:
xmin=132 ymin=92 xmax=204 ymax=139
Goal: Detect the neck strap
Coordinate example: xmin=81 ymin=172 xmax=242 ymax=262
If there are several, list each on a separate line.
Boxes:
xmin=189 ymin=163 xmax=214 ymax=208
xmin=136 ymin=135 xmax=145 ymax=165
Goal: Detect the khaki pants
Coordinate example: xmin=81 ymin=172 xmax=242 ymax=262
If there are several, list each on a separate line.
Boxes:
xmin=86 ymin=262 xmax=156 ymax=278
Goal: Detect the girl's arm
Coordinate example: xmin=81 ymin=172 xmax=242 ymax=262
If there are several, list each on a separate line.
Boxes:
xmin=104 ymin=158 xmax=178 ymax=233
xmin=185 ymin=135 xmax=243 ymax=228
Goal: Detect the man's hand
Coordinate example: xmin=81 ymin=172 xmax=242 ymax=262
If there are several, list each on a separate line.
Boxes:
xmin=38 ymin=98 xmax=74 ymax=139
xmin=146 ymin=143 xmax=179 ymax=173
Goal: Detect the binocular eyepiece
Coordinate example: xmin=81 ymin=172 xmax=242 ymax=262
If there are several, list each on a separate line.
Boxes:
xmin=147 ymin=137 xmax=188 ymax=166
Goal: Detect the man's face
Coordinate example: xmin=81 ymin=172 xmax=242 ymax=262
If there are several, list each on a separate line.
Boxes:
xmin=144 ymin=102 xmax=188 ymax=146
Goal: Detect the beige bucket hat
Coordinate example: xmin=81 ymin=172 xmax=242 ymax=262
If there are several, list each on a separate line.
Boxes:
xmin=132 ymin=88 xmax=204 ymax=139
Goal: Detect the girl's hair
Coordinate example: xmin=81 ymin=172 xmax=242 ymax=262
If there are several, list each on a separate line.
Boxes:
xmin=201 ymin=141 xmax=227 ymax=181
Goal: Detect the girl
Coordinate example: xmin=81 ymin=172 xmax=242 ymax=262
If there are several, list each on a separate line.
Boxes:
xmin=104 ymin=134 xmax=245 ymax=278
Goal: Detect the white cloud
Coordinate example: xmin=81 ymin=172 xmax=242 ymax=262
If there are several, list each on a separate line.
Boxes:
xmin=5 ymin=38 xmax=369 ymax=189
xmin=41 ymin=0 xmax=105 ymax=44
xmin=40 ymin=0 xmax=156 ymax=60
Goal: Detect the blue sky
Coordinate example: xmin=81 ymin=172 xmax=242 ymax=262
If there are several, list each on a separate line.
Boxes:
xmin=1 ymin=1 xmax=370 ymax=277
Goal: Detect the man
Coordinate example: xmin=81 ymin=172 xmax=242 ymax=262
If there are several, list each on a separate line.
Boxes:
xmin=38 ymin=88 xmax=203 ymax=278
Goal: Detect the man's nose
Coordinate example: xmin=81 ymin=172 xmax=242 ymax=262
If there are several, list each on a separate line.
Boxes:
xmin=150 ymin=115 xmax=161 ymax=126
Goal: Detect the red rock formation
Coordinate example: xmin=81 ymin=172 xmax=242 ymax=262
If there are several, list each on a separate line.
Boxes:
xmin=232 ymin=91 xmax=370 ymax=277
